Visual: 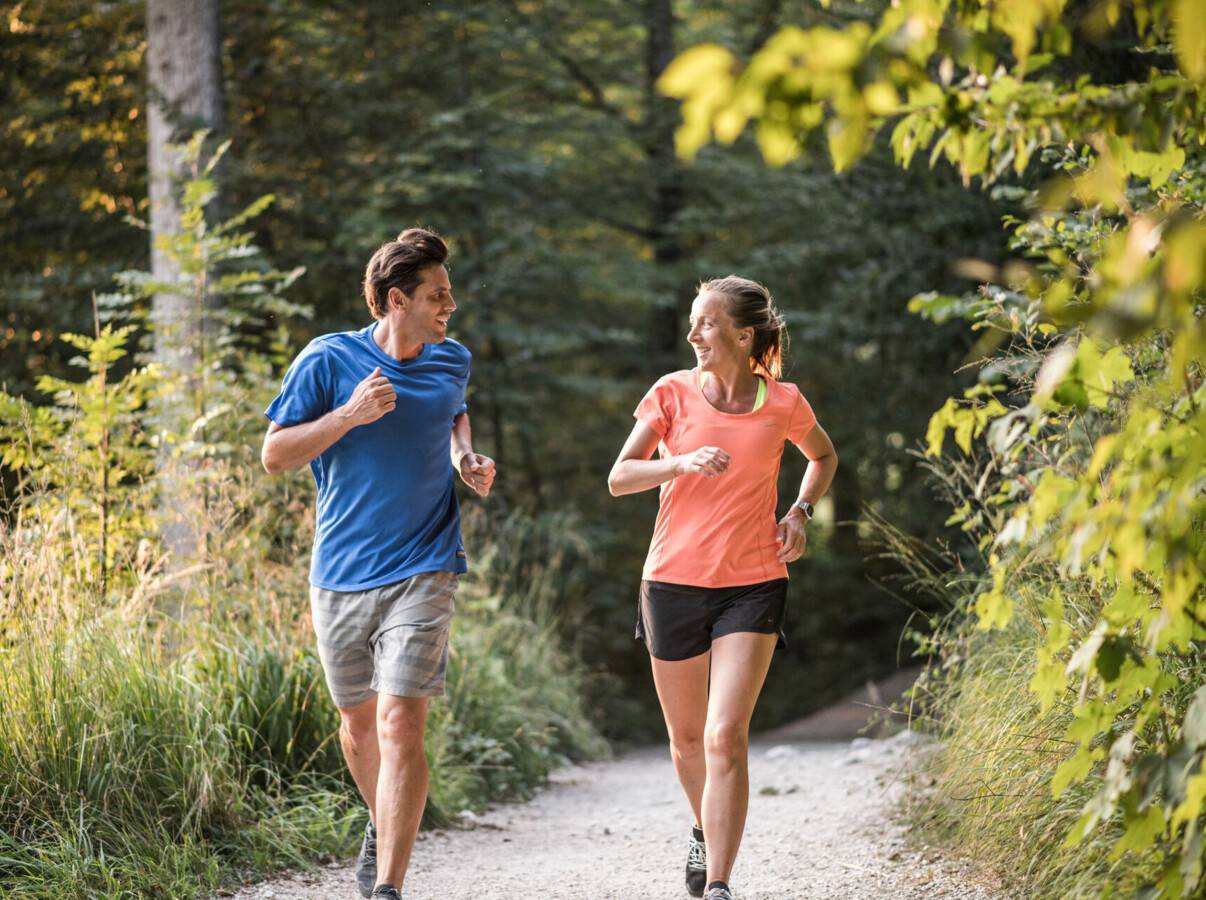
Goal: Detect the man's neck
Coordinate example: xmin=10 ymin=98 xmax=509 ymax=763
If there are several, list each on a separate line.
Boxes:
xmin=372 ymin=318 xmax=423 ymax=361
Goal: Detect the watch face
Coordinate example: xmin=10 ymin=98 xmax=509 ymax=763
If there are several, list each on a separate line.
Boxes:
xmin=798 ymin=501 xmax=814 ymax=519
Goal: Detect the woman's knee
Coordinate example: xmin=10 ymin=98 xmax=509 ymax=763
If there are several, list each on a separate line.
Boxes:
xmin=704 ymin=719 xmax=749 ymax=762
xmin=668 ymin=725 xmax=705 ymax=758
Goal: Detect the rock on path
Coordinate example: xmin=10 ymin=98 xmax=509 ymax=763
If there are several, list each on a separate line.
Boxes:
xmin=228 ymin=731 xmax=1004 ymax=900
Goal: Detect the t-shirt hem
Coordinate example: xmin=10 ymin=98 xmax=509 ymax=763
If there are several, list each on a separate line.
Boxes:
xmin=311 ymin=559 xmax=469 ymax=593
xmin=641 ymin=568 xmax=789 ymax=589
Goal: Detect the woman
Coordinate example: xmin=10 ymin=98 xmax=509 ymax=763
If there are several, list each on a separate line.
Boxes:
xmin=608 ymin=276 xmax=837 ymax=900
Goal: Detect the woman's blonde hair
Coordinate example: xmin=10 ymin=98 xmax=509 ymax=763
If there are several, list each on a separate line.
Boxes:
xmin=698 ymin=275 xmax=787 ymax=379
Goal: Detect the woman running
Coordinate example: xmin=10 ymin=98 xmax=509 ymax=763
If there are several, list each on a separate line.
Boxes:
xmin=608 ymin=276 xmax=838 ymax=900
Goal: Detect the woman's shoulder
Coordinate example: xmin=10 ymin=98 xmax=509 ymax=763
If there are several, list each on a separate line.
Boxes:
xmin=648 ymin=369 xmax=697 ymax=392
xmin=766 ymin=376 xmax=805 ymax=402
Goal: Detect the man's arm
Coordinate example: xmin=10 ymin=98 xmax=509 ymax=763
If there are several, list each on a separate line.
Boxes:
xmin=261 ymin=366 xmax=395 ymax=474
xmin=450 ymin=412 xmax=495 ymax=497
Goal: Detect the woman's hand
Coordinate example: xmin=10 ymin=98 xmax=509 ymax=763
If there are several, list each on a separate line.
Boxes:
xmin=673 ymin=446 xmax=732 ymax=479
xmin=776 ymin=506 xmax=808 ymax=563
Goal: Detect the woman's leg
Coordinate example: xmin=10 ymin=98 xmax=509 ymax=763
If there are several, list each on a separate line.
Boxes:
xmin=650 ymin=650 xmax=712 ymax=826
xmin=700 ymin=631 xmax=778 ymax=886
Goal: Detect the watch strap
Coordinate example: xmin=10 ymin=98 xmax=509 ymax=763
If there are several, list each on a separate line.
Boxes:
xmin=793 ymin=499 xmax=814 ymax=520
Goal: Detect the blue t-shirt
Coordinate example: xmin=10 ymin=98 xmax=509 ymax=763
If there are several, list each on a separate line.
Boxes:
xmin=265 ymin=323 xmax=471 ymax=591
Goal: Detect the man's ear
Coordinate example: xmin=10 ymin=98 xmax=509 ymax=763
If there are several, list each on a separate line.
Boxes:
xmin=388 ymin=286 xmax=407 ymax=311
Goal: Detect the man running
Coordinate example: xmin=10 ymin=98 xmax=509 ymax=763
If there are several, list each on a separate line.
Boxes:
xmin=262 ymin=228 xmax=495 ymax=900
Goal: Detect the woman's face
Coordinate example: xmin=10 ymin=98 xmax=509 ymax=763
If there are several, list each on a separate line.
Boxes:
xmin=687 ymin=291 xmax=751 ymax=373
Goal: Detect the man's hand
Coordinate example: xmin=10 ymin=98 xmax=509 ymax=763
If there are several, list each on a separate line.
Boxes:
xmin=340 ymin=366 xmax=396 ymax=426
xmin=458 ymin=452 xmax=496 ymax=497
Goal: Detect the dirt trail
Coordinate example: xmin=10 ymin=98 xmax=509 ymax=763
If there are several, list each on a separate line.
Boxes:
xmin=229 ymin=674 xmax=1005 ymax=900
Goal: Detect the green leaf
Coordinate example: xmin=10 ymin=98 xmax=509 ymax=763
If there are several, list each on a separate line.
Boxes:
xmin=1031 ymin=648 xmax=1067 ymax=712
xmin=1110 ymin=804 xmax=1167 ymax=859
xmin=1053 ymin=744 xmax=1105 ymax=798
xmin=1095 ymin=635 xmax=1135 ymax=683
xmin=1172 ymin=0 xmax=1206 ymax=83
xmin=974 ymin=568 xmax=1013 ymax=630
xmin=1183 ymin=686 xmax=1206 ymax=750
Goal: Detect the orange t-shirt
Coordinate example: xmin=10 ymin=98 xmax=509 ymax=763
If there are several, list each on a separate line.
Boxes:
xmin=634 ymin=369 xmax=817 ymax=588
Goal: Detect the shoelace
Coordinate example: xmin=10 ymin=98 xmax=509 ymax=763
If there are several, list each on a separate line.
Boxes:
xmin=702 ymin=890 xmax=733 ymax=900
xmin=687 ymin=835 xmax=707 ymax=869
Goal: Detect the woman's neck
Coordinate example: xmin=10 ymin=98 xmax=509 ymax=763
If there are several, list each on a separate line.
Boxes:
xmin=700 ymin=365 xmax=759 ymax=411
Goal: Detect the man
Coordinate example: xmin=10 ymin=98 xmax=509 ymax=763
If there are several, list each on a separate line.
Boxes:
xmin=262 ymin=228 xmax=495 ymax=900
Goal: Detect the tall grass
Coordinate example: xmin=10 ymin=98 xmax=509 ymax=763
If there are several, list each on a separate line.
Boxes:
xmin=887 ymin=447 xmax=1203 ymax=898
xmin=0 ymin=481 xmax=606 ymax=899
xmin=907 ymin=592 xmax=1135 ymax=897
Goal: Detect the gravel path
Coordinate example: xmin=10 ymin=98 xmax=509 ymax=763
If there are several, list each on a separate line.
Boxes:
xmin=228 ymin=730 xmax=1005 ymax=900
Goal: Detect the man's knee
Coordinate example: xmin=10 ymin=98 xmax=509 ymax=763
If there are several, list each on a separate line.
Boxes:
xmin=339 ymin=695 xmax=378 ymax=746
xmin=377 ymin=696 xmax=429 ymax=755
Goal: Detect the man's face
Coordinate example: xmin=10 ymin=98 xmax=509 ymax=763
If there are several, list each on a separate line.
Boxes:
xmin=397 ymin=264 xmax=456 ymax=344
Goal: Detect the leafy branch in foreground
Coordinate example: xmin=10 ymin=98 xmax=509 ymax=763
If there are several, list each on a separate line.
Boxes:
xmin=663 ymin=1 xmax=1205 ymax=896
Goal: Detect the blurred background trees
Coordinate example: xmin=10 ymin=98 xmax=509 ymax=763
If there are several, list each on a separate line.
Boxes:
xmin=1 ymin=0 xmax=1010 ymax=736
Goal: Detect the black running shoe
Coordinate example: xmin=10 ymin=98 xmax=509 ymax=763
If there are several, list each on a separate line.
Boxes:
xmin=356 ymin=819 xmax=377 ymax=899
xmin=370 ymin=885 xmax=402 ymax=900
xmin=686 ymin=825 xmax=707 ymax=897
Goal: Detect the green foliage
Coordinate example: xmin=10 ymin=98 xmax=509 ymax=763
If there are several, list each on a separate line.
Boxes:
xmin=118 ymin=132 xmax=307 ymax=462
xmin=0 ymin=317 xmax=158 ymax=596
xmin=663 ymin=0 xmax=1206 ymax=896
xmin=915 ymin=161 xmax=1205 ymax=898
xmin=0 ymin=137 xmax=607 ymax=897
xmin=665 ymin=0 xmax=1206 ymax=187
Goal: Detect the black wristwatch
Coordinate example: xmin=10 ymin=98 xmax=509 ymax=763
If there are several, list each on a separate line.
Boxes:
xmin=792 ymin=500 xmax=814 ymax=520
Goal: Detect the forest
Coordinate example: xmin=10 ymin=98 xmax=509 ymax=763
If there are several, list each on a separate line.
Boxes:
xmin=2 ymin=0 xmax=1204 ymax=898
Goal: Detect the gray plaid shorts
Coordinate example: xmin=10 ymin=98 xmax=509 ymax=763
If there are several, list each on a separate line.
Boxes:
xmin=309 ymin=570 xmax=458 ymax=708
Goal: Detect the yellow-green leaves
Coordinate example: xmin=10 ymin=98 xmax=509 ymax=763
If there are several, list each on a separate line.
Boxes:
xmin=658 ymin=23 xmax=894 ymax=170
xmin=658 ymin=44 xmax=739 ymax=161
xmin=925 ymin=386 xmax=1009 ymax=456
xmin=1034 ymin=339 xmax=1134 ymax=412
xmin=990 ymin=0 xmax=1068 ymax=75
xmin=973 ymin=565 xmax=1014 ymax=630
xmin=1172 ymin=0 xmax=1206 ymax=83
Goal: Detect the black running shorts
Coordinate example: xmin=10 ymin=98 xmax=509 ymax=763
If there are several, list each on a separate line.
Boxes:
xmin=636 ymin=578 xmax=789 ymax=661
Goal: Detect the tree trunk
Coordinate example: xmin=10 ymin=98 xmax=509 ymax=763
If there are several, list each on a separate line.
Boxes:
xmin=644 ymin=0 xmax=687 ymax=376
xmin=146 ymin=0 xmax=223 ymax=562
xmin=147 ymin=0 xmax=223 ymax=350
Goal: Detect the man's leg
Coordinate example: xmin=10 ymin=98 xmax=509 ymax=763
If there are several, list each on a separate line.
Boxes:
xmin=373 ymin=693 xmax=431 ymax=890
xmin=339 ymin=694 xmax=381 ymax=822
xmin=699 ymin=631 xmax=778 ymax=887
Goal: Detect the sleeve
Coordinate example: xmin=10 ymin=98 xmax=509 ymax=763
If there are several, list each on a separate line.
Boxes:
xmin=264 ymin=342 xmax=335 ymax=427
xmin=633 ymin=377 xmax=674 ymax=438
xmin=786 ymin=387 xmax=818 ymax=446
xmin=457 ymin=350 xmax=470 ymax=418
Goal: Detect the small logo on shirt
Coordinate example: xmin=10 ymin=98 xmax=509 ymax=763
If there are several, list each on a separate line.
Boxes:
xmin=456 ymin=549 xmax=467 ymax=558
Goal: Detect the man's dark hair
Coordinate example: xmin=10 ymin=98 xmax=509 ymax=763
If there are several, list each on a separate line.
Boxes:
xmin=363 ymin=228 xmax=450 ymax=320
